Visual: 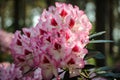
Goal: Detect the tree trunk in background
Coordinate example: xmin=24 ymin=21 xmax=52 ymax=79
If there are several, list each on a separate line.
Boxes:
xmin=0 ymin=4 xmax=1 ymax=28
xmin=96 ymin=0 xmax=114 ymax=66
xmin=0 ymin=0 xmax=5 ymax=29
xmin=95 ymin=0 xmax=106 ymax=67
xmin=105 ymin=0 xmax=114 ymax=66
xmin=13 ymin=0 xmax=26 ymax=32
xmin=46 ymin=0 xmax=55 ymax=8
xmin=66 ymin=0 xmax=86 ymax=10
xmin=13 ymin=0 xmax=19 ymax=31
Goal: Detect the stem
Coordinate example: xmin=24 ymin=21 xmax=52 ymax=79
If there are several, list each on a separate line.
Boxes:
xmin=80 ymin=72 xmax=88 ymax=78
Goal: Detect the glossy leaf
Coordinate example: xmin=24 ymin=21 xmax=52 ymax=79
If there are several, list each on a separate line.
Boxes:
xmin=89 ymin=31 xmax=106 ymax=39
xmin=85 ymin=50 xmax=105 ymax=60
xmin=83 ymin=64 xmax=95 ymax=69
xmin=63 ymin=70 xmax=70 ymax=80
xmin=89 ymin=40 xmax=113 ymax=43
xmin=94 ymin=52 xmax=105 ymax=59
xmin=98 ymin=72 xmax=120 ymax=78
xmin=96 ymin=66 xmax=112 ymax=72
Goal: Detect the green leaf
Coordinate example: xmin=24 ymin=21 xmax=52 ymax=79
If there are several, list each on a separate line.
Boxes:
xmin=94 ymin=52 xmax=105 ymax=59
xmin=63 ymin=70 xmax=70 ymax=80
xmin=69 ymin=76 xmax=80 ymax=80
xmin=85 ymin=51 xmax=105 ymax=60
xmin=83 ymin=64 xmax=95 ymax=69
xmin=89 ymin=31 xmax=106 ymax=39
xmin=98 ymin=72 xmax=120 ymax=78
xmin=96 ymin=66 xmax=112 ymax=72
xmin=85 ymin=51 xmax=100 ymax=59
xmin=89 ymin=40 xmax=114 ymax=43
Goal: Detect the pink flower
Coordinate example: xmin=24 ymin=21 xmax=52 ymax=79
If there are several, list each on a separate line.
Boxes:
xmin=0 ymin=29 xmax=13 ymax=53
xmin=22 ymin=68 xmax=42 ymax=80
xmin=0 ymin=63 xmax=43 ymax=80
xmin=0 ymin=64 xmax=22 ymax=80
xmin=11 ymin=2 xmax=92 ymax=79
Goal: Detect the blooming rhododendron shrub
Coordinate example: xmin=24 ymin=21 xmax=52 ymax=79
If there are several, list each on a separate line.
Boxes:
xmin=9 ymin=2 xmax=92 ymax=80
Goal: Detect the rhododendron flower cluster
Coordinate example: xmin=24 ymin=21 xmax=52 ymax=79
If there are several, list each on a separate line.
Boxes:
xmin=0 ymin=63 xmax=42 ymax=80
xmin=0 ymin=64 xmax=22 ymax=80
xmin=7 ymin=2 xmax=92 ymax=80
xmin=0 ymin=29 xmax=13 ymax=53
